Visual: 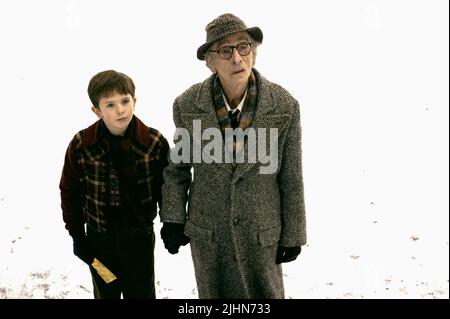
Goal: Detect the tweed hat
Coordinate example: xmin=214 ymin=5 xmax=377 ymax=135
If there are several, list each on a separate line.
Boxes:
xmin=197 ymin=13 xmax=263 ymax=60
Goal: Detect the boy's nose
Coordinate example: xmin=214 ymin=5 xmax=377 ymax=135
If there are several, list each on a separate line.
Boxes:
xmin=117 ymin=105 xmax=125 ymax=114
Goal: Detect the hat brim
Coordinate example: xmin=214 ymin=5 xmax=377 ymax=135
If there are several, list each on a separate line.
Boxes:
xmin=197 ymin=26 xmax=263 ymax=61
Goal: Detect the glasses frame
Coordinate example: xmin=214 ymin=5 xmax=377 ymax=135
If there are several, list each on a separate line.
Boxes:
xmin=209 ymin=41 xmax=253 ymax=60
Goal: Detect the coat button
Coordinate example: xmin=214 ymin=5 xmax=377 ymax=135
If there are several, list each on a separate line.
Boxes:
xmin=233 ymin=255 xmax=238 ymax=261
xmin=233 ymin=218 xmax=240 ymax=225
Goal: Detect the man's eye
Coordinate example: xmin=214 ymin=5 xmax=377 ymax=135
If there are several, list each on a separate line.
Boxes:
xmin=220 ymin=47 xmax=232 ymax=54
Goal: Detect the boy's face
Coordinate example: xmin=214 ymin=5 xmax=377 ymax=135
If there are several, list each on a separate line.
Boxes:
xmin=91 ymin=92 xmax=136 ymax=136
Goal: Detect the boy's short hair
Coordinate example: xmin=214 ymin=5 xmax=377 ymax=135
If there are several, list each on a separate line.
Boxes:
xmin=88 ymin=70 xmax=136 ymax=108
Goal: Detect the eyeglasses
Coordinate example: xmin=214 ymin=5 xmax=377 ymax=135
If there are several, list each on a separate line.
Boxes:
xmin=209 ymin=42 xmax=253 ymax=60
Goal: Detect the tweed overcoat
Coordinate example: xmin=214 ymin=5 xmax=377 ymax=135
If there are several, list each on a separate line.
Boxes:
xmin=161 ymin=69 xmax=306 ymax=298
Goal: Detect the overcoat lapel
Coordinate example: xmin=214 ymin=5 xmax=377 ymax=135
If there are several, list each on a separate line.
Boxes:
xmin=179 ymin=72 xmax=291 ymax=178
xmin=233 ymin=73 xmax=290 ymax=181
xmin=179 ymin=76 xmax=234 ymax=172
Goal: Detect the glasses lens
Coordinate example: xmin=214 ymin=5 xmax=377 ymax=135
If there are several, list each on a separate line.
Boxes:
xmin=237 ymin=42 xmax=251 ymax=56
xmin=219 ymin=46 xmax=233 ymax=60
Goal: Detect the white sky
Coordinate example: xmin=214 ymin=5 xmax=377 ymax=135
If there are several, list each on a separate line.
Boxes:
xmin=0 ymin=0 xmax=448 ymax=298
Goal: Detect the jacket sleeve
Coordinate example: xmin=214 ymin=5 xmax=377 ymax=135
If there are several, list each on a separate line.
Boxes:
xmin=59 ymin=136 xmax=85 ymax=237
xmin=278 ymin=101 xmax=307 ymax=247
xmin=152 ymin=134 xmax=170 ymax=211
xmin=160 ymin=98 xmax=193 ymax=224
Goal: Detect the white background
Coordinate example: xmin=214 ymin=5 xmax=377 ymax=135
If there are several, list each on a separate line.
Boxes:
xmin=0 ymin=0 xmax=448 ymax=298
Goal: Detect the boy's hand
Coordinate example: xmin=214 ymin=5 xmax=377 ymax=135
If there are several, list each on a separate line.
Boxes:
xmin=72 ymin=235 xmax=94 ymax=265
xmin=160 ymin=223 xmax=190 ymax=254
xmin=275 ymin=246 xmax=301 ymax=264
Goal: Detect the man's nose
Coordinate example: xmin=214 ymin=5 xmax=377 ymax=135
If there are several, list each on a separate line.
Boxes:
xmin=231 ymin=47 xmax=242 ymax=63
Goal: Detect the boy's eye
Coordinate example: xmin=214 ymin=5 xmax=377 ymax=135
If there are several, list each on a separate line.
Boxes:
xmin=106 ymin=103 xmax=115 ymax=108
xmin=123 ymin=99 xmax=130 ymax=104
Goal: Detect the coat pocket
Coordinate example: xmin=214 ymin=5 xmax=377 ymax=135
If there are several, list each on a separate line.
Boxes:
xmin=258 ymin=225 xmax=281 ymax=246
xmin=184 ymin=221 xmax=214 ymax=242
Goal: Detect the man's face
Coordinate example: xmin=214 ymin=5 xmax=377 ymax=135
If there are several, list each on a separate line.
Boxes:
xmin=208 ymin=31 xmax=255 ymax=86
xmin=92 ymin=91 xmax=136 ymax=136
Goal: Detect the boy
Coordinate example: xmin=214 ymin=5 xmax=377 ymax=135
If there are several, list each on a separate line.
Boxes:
xmin=59 ymin=70 xmax=169 ymax=299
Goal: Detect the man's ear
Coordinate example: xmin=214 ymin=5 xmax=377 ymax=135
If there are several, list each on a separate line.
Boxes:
xmin=208 ymin=63 xmax=217 ymax=74
xmin=207 ymin=63 xmax=217 ymax=74
xmin=205 ymin=56 xmax=217 ymax=74
xmin=91 ymin=106 xmax=102 ymax=119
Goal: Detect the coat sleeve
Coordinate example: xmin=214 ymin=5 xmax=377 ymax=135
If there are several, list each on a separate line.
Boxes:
xmin=59 ymin=136 xmax=85 ymax=237
xmin=278 ymin=101 xmax=307 ymax=247
xmin=160 ymin=98 xmax=193 ymax=223
xmin=151 ymin=134 xmax=170 ymax=211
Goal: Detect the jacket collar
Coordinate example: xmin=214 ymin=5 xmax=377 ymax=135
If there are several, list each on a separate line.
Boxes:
xmin=195 ymin=68 xmax=274 ymax=117
xmin=79 ymin=115 xmax=152 ymax=148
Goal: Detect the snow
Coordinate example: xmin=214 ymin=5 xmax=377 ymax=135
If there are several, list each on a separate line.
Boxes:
xmin=0 ymin=0 xmax=448 ymax=299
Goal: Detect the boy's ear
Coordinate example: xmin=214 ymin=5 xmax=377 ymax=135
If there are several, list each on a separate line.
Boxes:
xmin=91 ymin=106 xmax=103 ymax=119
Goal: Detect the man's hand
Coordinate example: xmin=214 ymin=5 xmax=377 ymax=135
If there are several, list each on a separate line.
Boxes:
xmin=72 ymin=235 xmax=94 ymax=265
xmin=160 ymin=223 xmax=190 ymax=254
xmin=276 ymin=246 xmax=301 ymax=264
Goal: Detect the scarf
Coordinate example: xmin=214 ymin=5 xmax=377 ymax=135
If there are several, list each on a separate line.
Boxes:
xmin=212 ymin=70 xmax=258 ymax=135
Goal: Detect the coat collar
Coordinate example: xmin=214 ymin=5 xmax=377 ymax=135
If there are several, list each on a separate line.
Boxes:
xmin=79 ymin=115 xmax=152 ymax=149
xmin=182 ymin=69 xmax=288 ymax=179
xmin=194 ymin=68 xmax=274 ymax=117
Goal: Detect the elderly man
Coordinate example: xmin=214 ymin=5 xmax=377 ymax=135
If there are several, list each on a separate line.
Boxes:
xmin=160 ymin=13 xmax=307 ymax=299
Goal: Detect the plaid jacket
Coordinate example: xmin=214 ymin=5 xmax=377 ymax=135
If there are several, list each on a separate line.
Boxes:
xmin=60 ymin=115 xmax=169 ymax=237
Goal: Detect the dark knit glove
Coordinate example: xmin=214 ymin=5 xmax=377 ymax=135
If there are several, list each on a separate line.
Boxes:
xmin=276 ymin=246 xmax=301 ymax=264
xmin=160 ymin=223 xmax=190 ymax=254
xmin=72 ymin=235 xmax=94 ymax=265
